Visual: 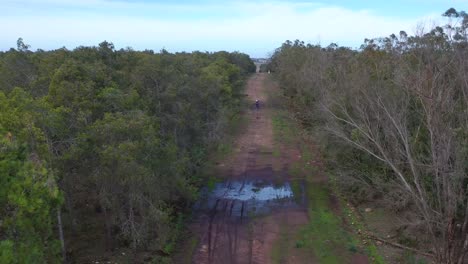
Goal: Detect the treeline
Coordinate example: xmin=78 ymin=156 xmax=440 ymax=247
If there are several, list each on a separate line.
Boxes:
xmin=0 ymin=40 xmax=255 ymax=263
xmin=269 ymin=8 xmax=467 ymax=264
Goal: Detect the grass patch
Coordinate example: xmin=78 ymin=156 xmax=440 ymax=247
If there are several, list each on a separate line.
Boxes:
xmin=296 ymin=182 xmax=351 ymax=264
xmin=271 ymin=216 xmax=291 ymax=264
xmin=288 ymin=161 xmax=302 ymax=178
xmin=272 ymin=147 xmax=281 ymax=157
xmin=206 ymin=176 xmax=220 ymax=191
xmin=272 ymin=111 xmax=295 ymax=144
xmin=271 ymin=227 xmax=289 ymax=264
xmin=366 ymin=244 xmax=386 ymax=264
xmin=187 ymin=237 xmax=199 ymax=261
xmin=290 ymin=179 xmax=303 ymax=203
xmin=335 ymin=191 xmax=386 ymax=264
xmin=216 ymin=142 xmax=232 ymax=157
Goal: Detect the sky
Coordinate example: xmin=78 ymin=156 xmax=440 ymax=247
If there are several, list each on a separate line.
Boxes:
xmin=1 ymin=0 xmax=468 ymax=57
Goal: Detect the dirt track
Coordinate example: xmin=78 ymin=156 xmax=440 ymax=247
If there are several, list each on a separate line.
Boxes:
xmin=190 ymin=73 xmax=310 ymax=264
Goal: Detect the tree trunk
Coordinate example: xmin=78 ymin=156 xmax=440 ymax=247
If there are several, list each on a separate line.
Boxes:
xmin=57 ymin=207 xmax=67 ymax=264
xmin=102 ymin=205 xmax=113 ymax=251
xmin=64 ymin=187 xmax=78 ymax=233
xmin=129 ymin=198 xmax=137 ymax=250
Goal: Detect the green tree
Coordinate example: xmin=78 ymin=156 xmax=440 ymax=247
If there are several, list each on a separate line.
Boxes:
xmin=0 ymin=90 xmax=62 ymax=263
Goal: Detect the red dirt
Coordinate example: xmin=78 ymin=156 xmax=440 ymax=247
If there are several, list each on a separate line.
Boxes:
xmin=351 ymin=254 xmax=371 ymax=264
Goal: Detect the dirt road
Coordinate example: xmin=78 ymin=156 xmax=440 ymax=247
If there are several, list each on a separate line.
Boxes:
xmin=189 ymin=73 xmax=310 ymax=264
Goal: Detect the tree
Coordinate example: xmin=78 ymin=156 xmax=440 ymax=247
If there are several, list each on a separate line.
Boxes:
xmin=0 ymin=90 xmax=62 ymax=263
xmin=16 ymin=38 xmax=30 ymax=52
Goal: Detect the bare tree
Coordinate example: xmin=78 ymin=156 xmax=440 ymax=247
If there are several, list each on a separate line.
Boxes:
xmin=319 ymin=33 xmax=468 ymax=263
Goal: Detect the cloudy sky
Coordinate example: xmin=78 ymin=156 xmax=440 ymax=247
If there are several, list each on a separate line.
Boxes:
xmin=1 ymin=0 xmax=467 ymax=57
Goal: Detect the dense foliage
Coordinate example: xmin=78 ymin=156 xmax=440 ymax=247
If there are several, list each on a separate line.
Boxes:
xmin=0 ymin=40 xmax=255 ymax=262
xmin=269 ymin=9 xmax=468 ymax=264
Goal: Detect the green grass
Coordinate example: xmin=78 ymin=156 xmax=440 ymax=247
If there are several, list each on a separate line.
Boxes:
xmin=206 ymin=175 xmax=220 ymax=191
xmin=288 ymin=161 xmax=302 ymax=177
xmin=290 ymin=179 xmax=303 ymax=203
xmin=271 ymin=111 xmax=296 ymax=144
xmin=367 ymin=245 xmax=386 ymax=264
xmin=334 ymin=181 xmax=386 ymax=264
xmin=271 ymin=223 xmax=290 ymax=264
xmin=216 ymin=142 xmax=232 ymax=157
xmin=272 ymin=147 xmax=281 ymax=157
xmin=295 ymin=182 xmax=351 ymax=264
xmin=184 ymin=237 xmax=200 ymax=264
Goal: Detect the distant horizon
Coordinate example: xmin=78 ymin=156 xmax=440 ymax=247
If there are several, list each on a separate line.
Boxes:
xmin=2 ymin=0 xmax=467 ymax=58
xmin=2 ymin=38 xmax=278 ymax=58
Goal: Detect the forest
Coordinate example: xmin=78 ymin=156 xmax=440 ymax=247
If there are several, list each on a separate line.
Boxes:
xmin=0 ymin=40 xmax=255 ymax=263
xmin=268 ymin=8 xmax=468 ymax=264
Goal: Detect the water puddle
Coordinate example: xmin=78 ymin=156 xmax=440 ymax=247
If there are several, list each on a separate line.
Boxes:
xmin=196 ymin=179 xmax=297 ymax=217
xmin=212 ymin=181 xmax=293 ymax=201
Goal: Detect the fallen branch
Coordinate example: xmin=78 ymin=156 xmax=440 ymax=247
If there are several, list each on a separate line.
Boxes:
xmin=366 ymin=233 xmax=435 ymax=258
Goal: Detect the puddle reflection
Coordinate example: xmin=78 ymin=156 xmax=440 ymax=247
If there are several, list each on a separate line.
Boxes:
xmin=196 ymin=179 xmax=298 ymax=217
xmin=211 ymin=181 xmax=293 ymax=201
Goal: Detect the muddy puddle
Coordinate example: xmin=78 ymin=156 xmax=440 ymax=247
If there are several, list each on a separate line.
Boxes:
xmin=195 ymin=179 xmax=298 ymax=218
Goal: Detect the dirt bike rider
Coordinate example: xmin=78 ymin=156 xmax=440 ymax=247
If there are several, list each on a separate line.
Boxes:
xmin=255 ymin=99 xmax=260 ymax=110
